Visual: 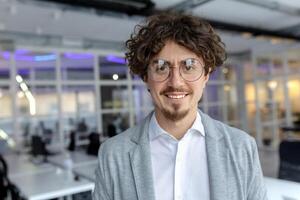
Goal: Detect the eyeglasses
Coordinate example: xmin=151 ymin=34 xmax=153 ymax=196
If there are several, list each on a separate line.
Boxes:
xmin=147 ymin=58 xmax=204 ymax=82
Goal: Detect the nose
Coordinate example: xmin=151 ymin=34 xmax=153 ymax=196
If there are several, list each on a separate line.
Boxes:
xmin=167 ymin=66 xmax=184 ymax=86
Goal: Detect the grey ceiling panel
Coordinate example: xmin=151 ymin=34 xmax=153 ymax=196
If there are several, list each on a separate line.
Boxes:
xmin=192 ymin=0 xmax=300 ymax=31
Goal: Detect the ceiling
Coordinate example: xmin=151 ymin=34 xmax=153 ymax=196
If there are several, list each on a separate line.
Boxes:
xmin=1 ymin=0 xmax=300 ymax=54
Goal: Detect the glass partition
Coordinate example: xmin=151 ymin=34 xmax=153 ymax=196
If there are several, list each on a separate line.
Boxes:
xmin=0 ymin=51 xmax=10 ymax=80
xmin=61 ymin=53 xmax=94 ymax=80
xmin=102 ymin=112 xmax=129 ymax=137
xmin=15 ymin=50 xmax=56 ymax=81
xmin=0 ymin=86 xmax=12 ymax=134
xmin=62 ymin=85 xmax=96 ymax=135
xmin=288 ymin=59 xmax=300 ymax=74
xmin=99 ymin=55 xmax=127 ymax=80
xmin=205 ymin=84 xmax=224 ymax=103
xmin=288 ymin=76 xmax=300 ymax=121
xmin=207 ymin=105 xmax=223 ymax=121
xmin=101 ymin=85 xmax=129 ymax=109
xmin=132 ymin=83 xmax=153 ymax=123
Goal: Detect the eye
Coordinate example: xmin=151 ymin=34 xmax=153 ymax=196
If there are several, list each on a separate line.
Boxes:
xmin=183 ymin=58 xmax=197 ymax=71
xmin=154 ymin=59 xmax=169 ymax=73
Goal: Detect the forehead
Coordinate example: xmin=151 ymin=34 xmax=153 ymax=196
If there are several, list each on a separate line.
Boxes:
xmin=153 ymin=40 xmax=201 ymax=60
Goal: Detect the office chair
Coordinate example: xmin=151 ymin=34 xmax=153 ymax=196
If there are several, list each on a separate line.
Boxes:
xmin=30 ymin=135 xmax=56 ymax=162
xmin=68 ymin=131 xmax=76 ymax=151
xmin=86 ymin=132 xmax=101 ymax=156
xmin=107 ymin=123 xmax=117 ymax=137
xmin=30 ymin=135 xmax=48 ymax=157
xmin=278 ymin=140 xmax=300 ymax=182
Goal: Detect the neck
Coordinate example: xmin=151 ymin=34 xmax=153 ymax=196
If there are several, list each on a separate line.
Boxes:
xmin=155 ymin=109 xmax=197 ymax=140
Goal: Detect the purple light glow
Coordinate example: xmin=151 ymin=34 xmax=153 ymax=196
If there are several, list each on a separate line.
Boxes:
xmin=34 ymin=54 xmax=56 ymax=61
xmin=2 ymin=52 xmax=10 ymax=60
xmin=1 ymin=54 xmax=29 ymax=61
xmin=15 ymin=55 xmax=35 ymax=61
xmin=106 ymin=55 xmax=126 ymax=64
xmin=17 ymin=68 xmax=30 ymax=76
xmin=1 ymin=50 xmax=56 ymax=62
xmin=1 ymin=50 xmax=30 ymax=60
xmin=15 ymin=49 xmax=30 ymax=55
xmin=64 ymin=53 xmax=93 ymax=60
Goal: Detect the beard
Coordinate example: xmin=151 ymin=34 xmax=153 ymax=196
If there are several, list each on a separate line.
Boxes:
xmin=158 ymin=86 xmax=192 ymax=121
xmin=161 ymin=105 xmax=189 ymax=121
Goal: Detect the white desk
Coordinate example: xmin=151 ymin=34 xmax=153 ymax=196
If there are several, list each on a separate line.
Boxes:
xmin=265 ymin=177 xmax=300 ymax=200
xmin=10 ymin=168 xmax=94 ymax=200
xmin=48 ymin=151 xmax=97 ymax=168
xmin=4 ymin=154 xmax=54 ymax=177
xmin=73 ymin=162 xmax=98 ymax=181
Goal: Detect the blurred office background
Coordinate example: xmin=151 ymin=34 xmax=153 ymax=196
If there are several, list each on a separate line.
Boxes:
xmin=1 ymin=0 xmax=300 ymax=199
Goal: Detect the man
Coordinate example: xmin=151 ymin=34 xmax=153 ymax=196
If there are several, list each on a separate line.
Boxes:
xmin=93 ymin=12 xmax=268 ymax=200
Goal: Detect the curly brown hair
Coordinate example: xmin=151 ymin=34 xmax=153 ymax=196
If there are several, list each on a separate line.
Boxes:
xmin=125 ymin=12 xmax=226 ymax=79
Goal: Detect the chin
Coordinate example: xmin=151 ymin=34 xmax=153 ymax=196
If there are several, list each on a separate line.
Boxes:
xmin=161 ymin=108 xmax=189 ymax=121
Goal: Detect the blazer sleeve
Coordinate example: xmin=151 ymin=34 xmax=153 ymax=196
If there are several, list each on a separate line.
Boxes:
xmin=93 ymin=145 xmax=112 ymax=200
xmin=247 ymin=138 xmax=268 ymax=200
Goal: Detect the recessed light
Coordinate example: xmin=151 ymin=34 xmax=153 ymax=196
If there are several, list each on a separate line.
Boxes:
xmin=112 ymin=74 xmax=119 ymax=80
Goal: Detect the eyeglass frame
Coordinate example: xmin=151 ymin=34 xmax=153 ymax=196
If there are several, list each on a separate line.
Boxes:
xmin=146 ymin=58 xmax=205 ymax=82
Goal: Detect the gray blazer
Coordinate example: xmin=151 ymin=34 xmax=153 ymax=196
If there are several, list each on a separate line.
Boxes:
xmin=93 ymin=111 xmax=268 ymax=200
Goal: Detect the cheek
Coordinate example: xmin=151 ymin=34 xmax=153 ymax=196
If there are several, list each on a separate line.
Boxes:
xmin=147 ymin=84 xmax=161 ymax=99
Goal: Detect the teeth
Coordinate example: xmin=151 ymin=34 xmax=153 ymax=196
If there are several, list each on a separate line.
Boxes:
xmin=167 ymin=94 xmax=186 ymax=99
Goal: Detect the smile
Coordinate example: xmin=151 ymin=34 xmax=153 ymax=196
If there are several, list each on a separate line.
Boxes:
xmin=165 ymin=94 xmax=188 ymax=99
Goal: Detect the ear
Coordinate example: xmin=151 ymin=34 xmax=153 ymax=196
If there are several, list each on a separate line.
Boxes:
xmin=204 ymin=73 xmax=210 ymax=82
xmin=142 ymin=74 xmax=148 ymax=83
xmin=203 ymin=67 xmax=212 ymax=83
xmin=203 ymin=73 xmax=210 ymax=89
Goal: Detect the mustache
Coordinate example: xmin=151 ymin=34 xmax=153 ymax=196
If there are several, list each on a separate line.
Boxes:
xmin=160 ymin=86 xmax=192 ymax=95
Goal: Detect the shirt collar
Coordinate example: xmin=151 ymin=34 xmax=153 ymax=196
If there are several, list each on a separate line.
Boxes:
xmin=149 ymin=111 xmax=205 ymax=141
xmin=190 ymin=111 xmax=205 ymax=137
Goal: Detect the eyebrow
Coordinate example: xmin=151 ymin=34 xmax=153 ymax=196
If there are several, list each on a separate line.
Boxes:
xmin=152 ymin=59 xmax=171 ymax=65
xmin=153 ymin=57 xmax=198 ymax=61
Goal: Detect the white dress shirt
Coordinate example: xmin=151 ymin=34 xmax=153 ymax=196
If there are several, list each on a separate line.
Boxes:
xmin=149 ymin=112 xmax=210 ymax=200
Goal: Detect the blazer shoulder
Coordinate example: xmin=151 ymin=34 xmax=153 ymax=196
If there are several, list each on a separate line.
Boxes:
xmin=98 ymin=125 xmax=140 ymax=156
xmin=213 ymin=119 xmax=255 ymax=149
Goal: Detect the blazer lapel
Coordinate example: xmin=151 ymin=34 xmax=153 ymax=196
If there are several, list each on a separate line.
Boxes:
xmin=129 ymin=113 xmax=156 ymax=200
xmin=200 ymin=111 xmax=229 ymax=200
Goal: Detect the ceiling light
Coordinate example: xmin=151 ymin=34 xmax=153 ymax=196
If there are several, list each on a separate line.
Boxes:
xmin=112 ymin=74 xmax=119 ymax=80
xmin=25 ymin=91 xmax=36 ymax=115
xmin=0 ymin=129 xmax=15 ymax=148
xmin=17 ymin=91 xmax=24 ymax=98
xmin=222 ymin=68 xmax=229 ymax=74
xmin=268 ymin=80 xmax=277 ymax=90
xmin=34 ymin=54 xmax=56 ymax=61
xmin=270 ymin=38 xmax=282 ymax=45
xmin=20 ymin=82 xmax=28 ymax=91
xmin=16 ymin=75 xmax=23 ymax=83
xmin=241 ymin=32 xmax=252 ymax=39
xmin=224 ymin=85 xmax=231 ymax=92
